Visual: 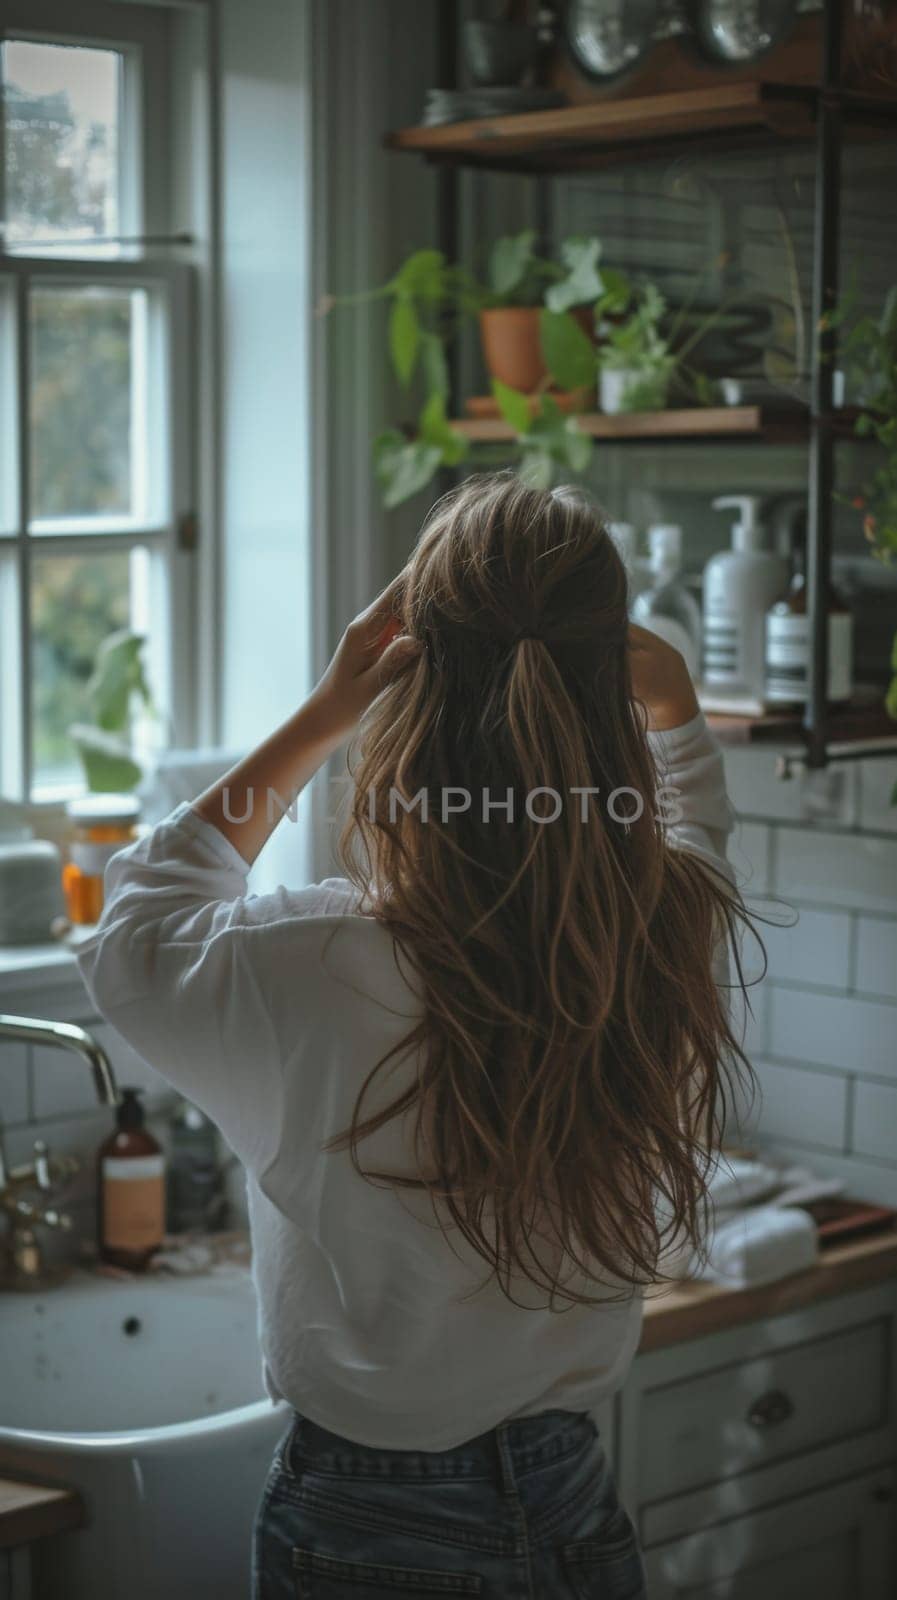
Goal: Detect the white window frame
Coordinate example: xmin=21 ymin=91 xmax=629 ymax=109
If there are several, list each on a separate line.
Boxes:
xmin=0 ymin=6 xmax=196 ymax=802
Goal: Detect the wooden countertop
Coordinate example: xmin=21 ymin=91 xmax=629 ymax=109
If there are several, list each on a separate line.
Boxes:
xmin=0 ymin=1477 xmax=83 ymax=1550
xmin=640 ymin=1225 xmax=897 ymax=1352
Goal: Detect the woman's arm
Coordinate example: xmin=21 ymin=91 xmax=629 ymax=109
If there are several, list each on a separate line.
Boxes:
xmin=628 ymin=623 xmax=700 ymax=732
xmin=191 ymin=576 xmax=420 ymax=867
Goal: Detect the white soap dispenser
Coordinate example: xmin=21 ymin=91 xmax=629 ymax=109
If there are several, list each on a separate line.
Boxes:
xmin=702 ymin=496 xmax=788 ymax=698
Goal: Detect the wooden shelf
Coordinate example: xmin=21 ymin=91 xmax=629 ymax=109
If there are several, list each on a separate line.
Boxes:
xmin=704 ymin=699 xmax=897 ymax=749
xmin=387 ymin=83 xmax=897 ymax=174
xmin=387 ymin=83 xmax=817 ymax=172
xmin=453 ymin=406 xmax=809 ymax=445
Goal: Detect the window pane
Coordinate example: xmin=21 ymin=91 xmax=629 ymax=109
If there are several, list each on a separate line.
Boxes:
xmin=0 ymin=280 xmax=16 ymax=534
xmin=31 ymin=548 xmax=132 ymax=789
xmin=2 ymin=39 xmax=120 ymax=249
xmin=30 ymin=286 xmax=148 ymax=527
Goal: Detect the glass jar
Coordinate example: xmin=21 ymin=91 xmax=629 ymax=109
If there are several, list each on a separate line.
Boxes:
xmin=62 ymin=794 xmax=141 ymax=925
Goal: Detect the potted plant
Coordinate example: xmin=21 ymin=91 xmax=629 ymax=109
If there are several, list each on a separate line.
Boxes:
xmin=595 ymin=271 xmax=738 ymax=415
xmin=321 ymin=231 xmax=607 ymax=405
xmin=476 ymin=230 xmax=604 ymax=395
xmin=596 ymin=281 xmax=676 ymax=414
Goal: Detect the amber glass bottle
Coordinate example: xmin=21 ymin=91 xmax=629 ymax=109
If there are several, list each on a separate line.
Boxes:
xmin=97 ymin=1089 xmax=166 ymax=1271
xmin=63 ymin=794 xmax=141 ymax=925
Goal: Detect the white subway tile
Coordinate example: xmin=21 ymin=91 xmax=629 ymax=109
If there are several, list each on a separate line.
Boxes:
xmin=852 ymin=1080 xmax=897 ymax=1164
xmin=855 ymin=917 xmax=897 ymax=1000
xmin=743 ymin=1058 xmax=849 ymax=1150
xmin=30 ymin=1043 xmax=102 ymax=1119
xmin=796 ymin=766 xmax=858 ymax=828
xmin=729 ymin=821 xmax=772 ymax=895
xmin=857 ymin=758 xmax=897 ymax=835
xmin=91 ymin=1022 xmax=172 ymax=1102
xmin=745 ymin=1139 xmax=897 ymax=1207
xmin=724 ymin=749 xmax=805 ymax=822
xmin=31 ymin=1020 xmax=171 ymax=1120
xmin=769 ymin=985 xmax=897 ymax=1081
xmin=729 ymin=972 xmax=768 ymax=1058
xmin=761 ymin=907 xmax=851 ymax=989
xmin=0 ymin=1042 xmax=30 ymax=1125
xmin=775 ymin=828 xmax=897 ymax=914
xmin=724 ymin=751 xmax=858 ymax=827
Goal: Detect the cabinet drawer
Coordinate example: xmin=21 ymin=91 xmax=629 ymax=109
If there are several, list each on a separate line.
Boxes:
xmin=639 ymin=1317 xmax=888 ymax=1503
xmin=642 ymin=1467 xmax=895 ymax=1600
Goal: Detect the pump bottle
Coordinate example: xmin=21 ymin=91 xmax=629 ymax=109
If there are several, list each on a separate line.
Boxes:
xmin=632 ymin=524 xmax=702 ymax=679
xmin=97 ymin=1088 xmax=166 ymax=1271
xmin=702 ymin=496 xmax=788 ymax=698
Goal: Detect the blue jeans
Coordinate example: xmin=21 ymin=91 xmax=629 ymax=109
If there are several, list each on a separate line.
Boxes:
xmin=252 ymin=1405 xmax=647 ymax=1598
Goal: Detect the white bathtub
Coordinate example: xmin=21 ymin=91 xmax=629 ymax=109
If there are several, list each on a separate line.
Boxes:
xmin=0 ymin=1265 xmax=289 ymax=1600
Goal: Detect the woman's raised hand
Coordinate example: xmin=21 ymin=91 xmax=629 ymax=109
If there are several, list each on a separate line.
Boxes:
xmin=313 ymin=574 xmax=422 ymax=736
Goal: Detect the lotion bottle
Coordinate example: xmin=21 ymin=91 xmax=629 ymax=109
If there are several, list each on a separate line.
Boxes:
xmin=702 ymin=496 xmax=788 ymax=697
xmin=97 ymin=1087 xmax=166 ymax=1270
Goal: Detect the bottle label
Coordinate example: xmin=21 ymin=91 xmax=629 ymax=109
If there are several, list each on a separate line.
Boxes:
xmin=702 ymin=612 xmax=740 ymax=682
xmin=765 ymin=613 xmax=852 ymax=704
xmin=102 ymin=1156 xmax=166 ymax=1251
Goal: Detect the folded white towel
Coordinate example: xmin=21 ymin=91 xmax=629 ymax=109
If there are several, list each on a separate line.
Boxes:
xmin=695 ymin=1204 xmax=818 ymax=1290
xmin=706 ymin=1154 xmax=781 ymax=1212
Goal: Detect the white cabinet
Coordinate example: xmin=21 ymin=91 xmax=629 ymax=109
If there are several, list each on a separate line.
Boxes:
xmin=615 ymin=1277 xmax=897 ymax=1598
xmin=643 ymin=1469 xmax=895 ymax=1600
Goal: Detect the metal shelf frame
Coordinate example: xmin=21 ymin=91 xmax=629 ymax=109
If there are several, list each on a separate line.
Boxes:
xmin=393 ymin=0 xmax=897 ymax=769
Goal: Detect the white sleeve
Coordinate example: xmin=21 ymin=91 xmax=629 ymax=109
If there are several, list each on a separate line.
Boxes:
xmin=648 ymin=710 xmax=739 ymax=1037
xmin=75 ymin=802 xmax=358 ymax=1174
xmin=647 ymin=711 xmax=736 ymax=888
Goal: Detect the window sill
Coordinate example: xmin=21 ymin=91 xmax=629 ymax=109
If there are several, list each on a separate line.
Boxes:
xmin=0 ymin=933 xmax=94 ymax=998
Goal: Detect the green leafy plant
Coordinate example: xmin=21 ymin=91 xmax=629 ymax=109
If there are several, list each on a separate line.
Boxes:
xmin=492 ymin=382 xmax=591 ymax=489
xmin=69 ymin=629 xmax=155 ymax=792
xmin=595 ymin=273 xmax=732 ymax=412
xmin=479 ymin=229 xmax=605 ymax=312
xmin=323 ymin=232 xmax=609 ymax=505
xmin=829 ymin=283 xmax=897 ymax=726
xmin=325 ymin=239 xmax=736 ymax=506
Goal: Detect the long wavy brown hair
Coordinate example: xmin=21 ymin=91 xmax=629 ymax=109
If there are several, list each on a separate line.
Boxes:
xmin=323 ymin=473 xmax=759 ymax=1308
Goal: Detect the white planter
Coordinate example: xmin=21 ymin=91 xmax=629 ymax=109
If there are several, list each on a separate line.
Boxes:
xmin=600 ymin=366 xmax=670 ymax=415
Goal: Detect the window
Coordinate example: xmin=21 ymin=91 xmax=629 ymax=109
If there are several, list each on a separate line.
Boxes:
xmin=0 ymin=16 xmax=192 ymax=799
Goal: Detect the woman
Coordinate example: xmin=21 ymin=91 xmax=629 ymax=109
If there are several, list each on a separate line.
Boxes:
xmin=78 ymin=474 xmax=755 ymax=1599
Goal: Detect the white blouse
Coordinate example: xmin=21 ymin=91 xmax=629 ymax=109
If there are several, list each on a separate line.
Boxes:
xmin=77 ymin=711 xmax=734 ymax=1451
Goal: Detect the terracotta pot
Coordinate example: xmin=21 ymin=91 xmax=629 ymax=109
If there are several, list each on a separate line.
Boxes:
xmin=479 ymin=306 xmax=595 ymax=394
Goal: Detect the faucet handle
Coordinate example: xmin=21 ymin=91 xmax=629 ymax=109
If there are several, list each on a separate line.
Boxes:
xmin=5 ymin=1142 xmax=79 ymax=1191
xmin=2 ymin=1192 xmax=73 ymax=1231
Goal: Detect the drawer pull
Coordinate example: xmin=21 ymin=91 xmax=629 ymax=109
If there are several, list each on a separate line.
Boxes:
xmin=746 ymin=1389 xmax=794 ymax=1429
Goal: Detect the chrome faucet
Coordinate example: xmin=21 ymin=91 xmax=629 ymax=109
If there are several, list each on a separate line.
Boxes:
xmin=0 ymin=1014 xmax=119 ymax=1288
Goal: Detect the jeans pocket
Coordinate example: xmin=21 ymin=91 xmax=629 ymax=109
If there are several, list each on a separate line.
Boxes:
xmin=560 ymin=1508 xmax=647 ymax=1600
xmin=291 ymin=1545 xmax=484 ymax=1597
